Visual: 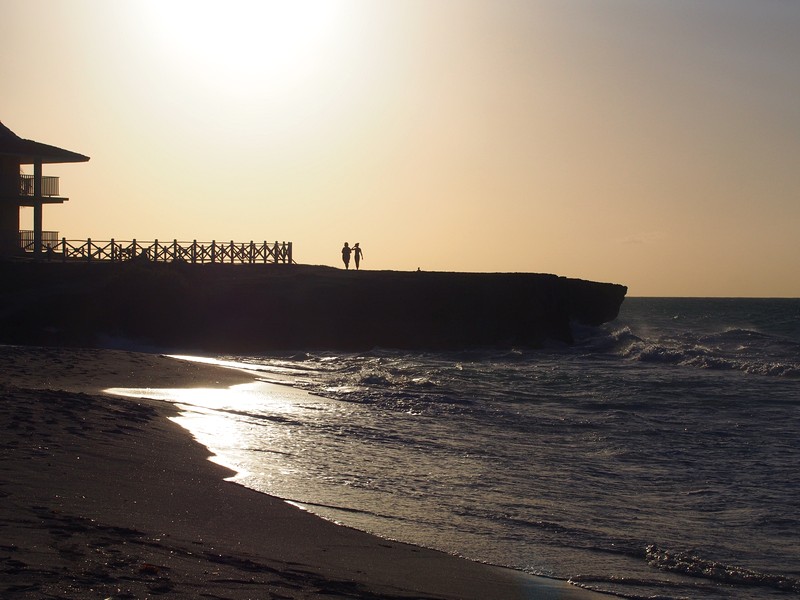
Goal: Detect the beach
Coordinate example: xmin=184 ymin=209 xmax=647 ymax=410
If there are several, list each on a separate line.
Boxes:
xmin=0 ymin=345 xmax=608 ymax=599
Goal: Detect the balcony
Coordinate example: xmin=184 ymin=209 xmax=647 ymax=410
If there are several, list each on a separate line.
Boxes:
xmin=19 ymin=230 xmax=59 ymax=253
xmin=19 ymin=174 xmax=60 ymax=197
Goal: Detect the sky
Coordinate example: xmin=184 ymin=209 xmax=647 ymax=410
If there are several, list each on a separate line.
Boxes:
xmin=2 ymin=0 xmax=799 ymax=296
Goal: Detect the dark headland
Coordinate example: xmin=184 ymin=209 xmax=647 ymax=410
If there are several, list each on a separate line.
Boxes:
xmin=0 ymin=261 xmax=627 ymax=352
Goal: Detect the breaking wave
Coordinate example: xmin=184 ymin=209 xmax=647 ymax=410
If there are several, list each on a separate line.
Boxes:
xmin=592 ymin=325 xmax=800 ymax=378
xmin=646 ymin=545 xmax=800 ymax=593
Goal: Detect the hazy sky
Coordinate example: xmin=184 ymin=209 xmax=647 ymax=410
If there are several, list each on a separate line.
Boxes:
xmin=3 ymin=0 xmax=799 ymax=296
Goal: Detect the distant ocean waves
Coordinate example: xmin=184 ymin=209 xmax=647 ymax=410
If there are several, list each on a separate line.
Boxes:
xmin=590 ymin=324 xmax=800 ymax=377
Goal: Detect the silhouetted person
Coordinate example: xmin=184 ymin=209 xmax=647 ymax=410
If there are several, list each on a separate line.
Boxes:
xmin=273 ymin=240 xmax=281 ymax=263
xmin=341 ymin=242 xmax=351 ymax=269
xmin=353 ymin=243 xmax=364 ymax=270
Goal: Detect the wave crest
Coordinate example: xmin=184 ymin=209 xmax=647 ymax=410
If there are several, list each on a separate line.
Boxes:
xmin=589 ymin=324 xmax=800 ymax=378
xmin=645 ymin=545 xmax=800 ymax=593
xmin=622 ymin=339 xmax=800 ymax=377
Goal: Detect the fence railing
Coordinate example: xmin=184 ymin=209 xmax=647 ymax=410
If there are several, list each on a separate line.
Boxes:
xmin=19 ymin=236 xmax=293 ymax=265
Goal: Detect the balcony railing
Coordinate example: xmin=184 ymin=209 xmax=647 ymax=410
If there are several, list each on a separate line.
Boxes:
xmin=19 ymin=175 xmax=60 ymax=197
xmin=19 ymin=230 xmax=60 ymax=252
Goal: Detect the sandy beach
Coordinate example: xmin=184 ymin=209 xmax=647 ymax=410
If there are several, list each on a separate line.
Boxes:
xmin=0 ymin=344 xmax=610 ymax=599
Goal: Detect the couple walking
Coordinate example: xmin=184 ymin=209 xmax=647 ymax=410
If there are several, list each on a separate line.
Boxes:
xmin=341 ymin=242 xmax=364 ymax=270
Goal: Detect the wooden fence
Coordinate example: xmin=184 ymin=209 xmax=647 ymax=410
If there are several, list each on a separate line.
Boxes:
xmin=25 ymin=237 xmax=293 ymax=265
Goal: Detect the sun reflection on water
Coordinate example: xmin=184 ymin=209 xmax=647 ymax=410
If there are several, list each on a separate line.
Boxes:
xmin=105 ymin=381 xmax=309 ymax=482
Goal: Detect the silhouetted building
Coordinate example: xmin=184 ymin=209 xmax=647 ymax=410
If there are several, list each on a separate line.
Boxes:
xmin=0 ymin=121 xmax=89 ymax=258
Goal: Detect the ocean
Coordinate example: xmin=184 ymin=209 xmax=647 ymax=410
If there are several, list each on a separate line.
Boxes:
xmin=111 ymin=297 xmax=800 ymax=599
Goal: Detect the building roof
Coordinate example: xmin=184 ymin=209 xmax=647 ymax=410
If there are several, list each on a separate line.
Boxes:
xmin=0 ymin=121 xmax=90 ymax=164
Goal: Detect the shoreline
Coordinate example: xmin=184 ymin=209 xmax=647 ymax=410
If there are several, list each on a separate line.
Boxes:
xmin=1 ymin=345 xmax=610 ymax=599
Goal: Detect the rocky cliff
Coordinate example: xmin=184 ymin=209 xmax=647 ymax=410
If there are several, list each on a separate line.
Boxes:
xmin=0 ymin=262 xmax=627 ymax=352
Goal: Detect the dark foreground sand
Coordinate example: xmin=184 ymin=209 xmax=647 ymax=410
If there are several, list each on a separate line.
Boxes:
xmin=0 ymin=345 xmax=610 ymax=599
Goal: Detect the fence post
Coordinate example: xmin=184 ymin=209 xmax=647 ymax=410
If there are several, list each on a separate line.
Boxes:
xmin=287 ymin=242 xmax=292 ymax=264
xmin=87 ymin=238 xmax=92 ymax=263
xmin=61 ymin=237 xmax=67 ymax=262
xmin=211 ymin=240 xmax=216 ymax=264
xmin=192 ymin=240 xmax=197 ymax=264
xmin=110 ymin=238 xmax=115 ymax=262
xmin=230 ymin=241 xmax=234 ymax=264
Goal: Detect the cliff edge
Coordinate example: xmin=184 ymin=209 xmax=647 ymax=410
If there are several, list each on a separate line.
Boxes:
xmin=0 ymin=263 xmax=627 ymax=352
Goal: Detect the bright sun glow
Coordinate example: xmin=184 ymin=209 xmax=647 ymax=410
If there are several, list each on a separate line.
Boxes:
xmin=142 ymin=0 xmax=347 ymax=91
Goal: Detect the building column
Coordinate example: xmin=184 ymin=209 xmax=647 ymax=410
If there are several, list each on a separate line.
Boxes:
xmin=0 ymin=158 xmax=20 ymax=255
xmin=33 ymin=161 xmax=42 ymax=259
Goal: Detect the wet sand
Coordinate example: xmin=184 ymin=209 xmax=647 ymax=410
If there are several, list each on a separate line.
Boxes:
xmin=0 ymin=345 xmax=610 ymax=599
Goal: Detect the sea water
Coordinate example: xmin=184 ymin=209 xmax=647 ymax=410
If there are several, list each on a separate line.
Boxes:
xmin=114 ymin=298 xmax=800 ymax=599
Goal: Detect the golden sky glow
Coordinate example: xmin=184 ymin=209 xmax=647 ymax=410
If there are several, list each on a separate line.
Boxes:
xmin=3 ymin=0 xmax=799 ymax=296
